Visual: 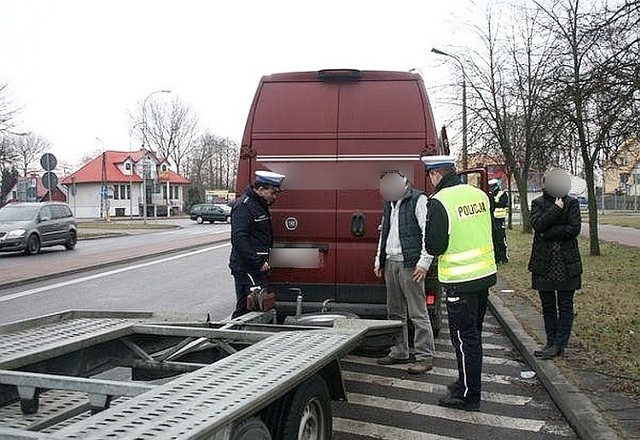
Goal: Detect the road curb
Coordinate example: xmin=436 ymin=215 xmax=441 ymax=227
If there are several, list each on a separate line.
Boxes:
xmin=488 ymin=292 xmax=623 ymax=440
xmin=0 ymin=236 xmax=230 ymax=291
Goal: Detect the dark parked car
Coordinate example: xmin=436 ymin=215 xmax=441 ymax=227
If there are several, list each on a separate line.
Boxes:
xmin=190 ymin=204 xmax=231 ymax=224
xmin=0 ymin=202 xmax=77 ymax=255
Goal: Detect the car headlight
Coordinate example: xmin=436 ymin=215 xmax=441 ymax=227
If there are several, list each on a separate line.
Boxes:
xmin=6 ymin=229 xmax=26 ymax=238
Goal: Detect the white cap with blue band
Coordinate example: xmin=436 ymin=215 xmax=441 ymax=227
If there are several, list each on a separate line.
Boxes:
xmin=421 ymin=155 xmax=456 ymax=171
xmin=255 ymin=170 xmax=285 ymax=190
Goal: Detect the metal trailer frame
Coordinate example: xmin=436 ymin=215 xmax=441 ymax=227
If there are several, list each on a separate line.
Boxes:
xmin=0 ymin=310 xmax=400 ymax=439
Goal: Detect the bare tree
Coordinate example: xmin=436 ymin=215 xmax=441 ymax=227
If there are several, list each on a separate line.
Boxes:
xmin=536 ymin=0 xmax=640 ymax=255
xmin=0 ymin=84 xmax=19 ymax=135
xmin=463 ymin=5 xmax=557 ymax=232
xmin=12 ymin=133 xmax=51 ymax=176
xmin=131 ymin=96 xmax=199 ymax=174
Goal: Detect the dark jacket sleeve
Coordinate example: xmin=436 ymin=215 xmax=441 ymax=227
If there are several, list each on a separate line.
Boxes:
xmin=230 ymin=204 xmax=263 ymax=271
xmin=530 ymin=198 xmax=563 ymax=233
xmin=496 ymin=192 xmax=509 ymax=208
xmin=425 ymin=198 xmax=450 ymax=256
xmin=539 ymin=198 xmax=582 ymax=240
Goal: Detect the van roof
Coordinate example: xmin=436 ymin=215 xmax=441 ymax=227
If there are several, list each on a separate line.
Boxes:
xmin=261 ymin=70 xmax=421 ymax=83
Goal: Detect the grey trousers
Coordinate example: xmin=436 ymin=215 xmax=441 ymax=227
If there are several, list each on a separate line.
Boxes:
xmin=384 ymin=260 xmax=435 ymax=360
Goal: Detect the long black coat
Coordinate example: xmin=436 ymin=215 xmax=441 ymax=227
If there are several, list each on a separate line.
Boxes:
xmin=528 ymin=192 xmax=583 ymax=291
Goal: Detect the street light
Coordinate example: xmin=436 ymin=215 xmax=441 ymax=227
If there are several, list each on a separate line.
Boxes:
xmin=431 ymin=47 xmax=468 ymax=170
xmin=140 ymin=89 xmax=171 ymax=223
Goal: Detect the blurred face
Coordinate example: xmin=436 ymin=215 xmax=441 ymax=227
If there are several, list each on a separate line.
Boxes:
xmin=380 ymin=172 xmax=407 ymax=202
xmin=256 ymin=186 xmax=279 ymax=205
xmin=544 ymin=169 xmax=571 ymax=198
xmin=428 ymin=169 xmax=443 ymax=188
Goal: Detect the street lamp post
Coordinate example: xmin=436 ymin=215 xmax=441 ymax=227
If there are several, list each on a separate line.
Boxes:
xmin=140 ymin=90 xmax=171 ymax=224
xmin=431 ymin=48 xmax=468 ymax=170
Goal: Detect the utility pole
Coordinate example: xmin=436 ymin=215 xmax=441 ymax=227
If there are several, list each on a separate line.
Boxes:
xmin=431 ymin=48 xmax=468 ymax=169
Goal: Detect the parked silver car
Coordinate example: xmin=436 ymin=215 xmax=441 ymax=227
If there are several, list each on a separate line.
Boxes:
xmin=0 ymin=202 xmax=77 ymax=255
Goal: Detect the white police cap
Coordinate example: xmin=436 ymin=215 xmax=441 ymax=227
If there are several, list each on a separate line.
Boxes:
xmin=255 ymin=170 xmax=285 ymax=190
xmin=421 ymin=155 xmax=456 ymax=171
xmin=488 ymin=178 xmax=500 ymax=186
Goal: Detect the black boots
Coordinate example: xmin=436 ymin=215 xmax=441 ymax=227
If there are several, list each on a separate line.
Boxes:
xmin=539 ymin=345 xmax=564 ymax=359
xmin=533 ymin=344 xmax=553 ymax=357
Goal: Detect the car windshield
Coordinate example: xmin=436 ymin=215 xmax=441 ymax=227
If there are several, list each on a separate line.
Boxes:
xmin=0 ymin=205 xmax=40 ymax=221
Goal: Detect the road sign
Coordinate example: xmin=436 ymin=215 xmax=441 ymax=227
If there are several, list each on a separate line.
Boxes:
xmin=40 ymin=153 xmax=58 ymax=171
xmin=42 ymin=172 xmax=58 ymax=190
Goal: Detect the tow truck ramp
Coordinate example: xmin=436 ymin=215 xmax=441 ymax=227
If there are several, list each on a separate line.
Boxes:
xmin=0 ymin=311 xmax=400 ymax=440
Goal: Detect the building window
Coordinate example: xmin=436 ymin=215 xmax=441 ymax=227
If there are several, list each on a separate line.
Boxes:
xmin=126 ymin=185 xmax=131 ymax=200
xmin=162 ymin=184 xmax=168 ymax=200
xmin=113 ymin=184 xmax=131 ymax=200
xmin=619 ymin=156 xmax=629 ymax=166
xmin=113 ymin=185 xmax=119 ymax=200
xmin=125 ymin=163 xmax=131 ymax=171
xmin=162 ymin=164 xmax=167 ymax=172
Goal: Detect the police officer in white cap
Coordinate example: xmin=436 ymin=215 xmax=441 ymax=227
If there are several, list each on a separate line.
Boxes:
xmin=422 ymin=155 xmax=497 ymax=412
xmin=229 ymin=170 xmax=285 ymax=318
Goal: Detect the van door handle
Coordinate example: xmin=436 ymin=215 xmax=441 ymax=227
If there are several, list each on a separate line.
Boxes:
xmin=351 ymin=213 xmax=366 ymax=237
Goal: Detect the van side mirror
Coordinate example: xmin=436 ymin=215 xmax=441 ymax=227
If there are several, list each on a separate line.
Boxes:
xmin=40 ymin=216 xmax=51 ymax=223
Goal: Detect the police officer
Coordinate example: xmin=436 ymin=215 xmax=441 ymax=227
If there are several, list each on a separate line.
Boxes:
xmin=229 ymin=170 xmax=285 ymax=318
xmin=422 ymin=156 xmax=497 ymax=412
xmin=489 ymin=178 xmax=509 ymax=263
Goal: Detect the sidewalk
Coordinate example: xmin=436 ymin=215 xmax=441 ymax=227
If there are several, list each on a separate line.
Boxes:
xmin=582 ymin=222 xmax=640 ymax=247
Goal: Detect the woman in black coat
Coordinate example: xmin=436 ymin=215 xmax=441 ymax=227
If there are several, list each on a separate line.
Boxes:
xmin=528 ymin=169 xmax=583 ymax=359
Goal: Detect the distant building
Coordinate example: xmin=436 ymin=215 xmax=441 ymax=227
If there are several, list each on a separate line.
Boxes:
xmin=3 ymin=174 xmax=67 ymax=205
xmin=61 ymin=149 xmax=190 ymax=219
xmin=604 ymin=137 xmax=640 ymax=196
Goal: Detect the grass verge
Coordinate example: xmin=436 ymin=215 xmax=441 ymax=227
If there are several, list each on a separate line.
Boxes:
xmin=502 ymin=229 xmax=640 ymax=398
xmin=598 ymin=214 xmax=640 ymax=229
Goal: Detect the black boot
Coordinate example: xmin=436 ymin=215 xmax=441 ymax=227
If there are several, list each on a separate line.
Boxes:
xmin=533 ymin=344 xmax=553 ymax=357
xmin=540 ymin=345 xmax=563 ymax=359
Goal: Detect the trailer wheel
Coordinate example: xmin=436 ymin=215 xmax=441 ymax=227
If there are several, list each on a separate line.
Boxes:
xmin=230 ymin=418 xmax=271 ymax=440
xmin=278 ymin=375 xmax=332 ymax=440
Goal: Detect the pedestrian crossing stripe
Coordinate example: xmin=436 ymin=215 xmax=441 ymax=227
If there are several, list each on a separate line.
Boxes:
xmin=435 ymin=341 xmax=508 ymax=351
xmin=344 ymin=356 xmax=513 ymax=385
xmin=344 ymin=393 xmax=574 ymax=435
xmin=334 ymin=418 xmax=459 ymax=440
xmin=432 ymin=350 xmax=521 ymax=367
xmin=342 ymin=371 xmax=533 ymax=406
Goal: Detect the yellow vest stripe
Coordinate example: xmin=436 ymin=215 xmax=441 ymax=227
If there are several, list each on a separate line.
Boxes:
xmin=440 ymin=245 xmax=494 ymax=263
xmin=439 ymin=259 xmax=496 ymax=277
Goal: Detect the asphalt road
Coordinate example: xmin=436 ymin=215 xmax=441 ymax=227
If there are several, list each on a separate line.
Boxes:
xmin=0 ymin=240 xmax=235 ymax=325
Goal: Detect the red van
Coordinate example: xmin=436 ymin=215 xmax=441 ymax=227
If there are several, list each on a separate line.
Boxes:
xmin=236 ymin=69 xmax=447 ymax=331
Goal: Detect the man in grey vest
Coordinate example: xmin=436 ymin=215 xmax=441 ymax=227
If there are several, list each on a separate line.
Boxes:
xmin=374 ymin=170 xmax=436 ymax=374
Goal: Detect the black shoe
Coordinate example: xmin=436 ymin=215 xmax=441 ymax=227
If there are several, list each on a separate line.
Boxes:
xmin=533 ymin=344 xmax=553 ymax=357
xmin=437 ymin=395 xmax=480 ymax=412
xmin=540 ymin=345 xmax=563 ymax=360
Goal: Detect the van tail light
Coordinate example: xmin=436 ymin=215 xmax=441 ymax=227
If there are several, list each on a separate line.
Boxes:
xmin=425 ymin=288 xmax=436 ymax=306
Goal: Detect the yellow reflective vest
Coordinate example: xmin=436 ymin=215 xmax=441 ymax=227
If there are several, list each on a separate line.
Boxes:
xmin=432 ymin=184 xmax=497 ymax=284
xmin=493 ymin=190 xmax=508 ymax=219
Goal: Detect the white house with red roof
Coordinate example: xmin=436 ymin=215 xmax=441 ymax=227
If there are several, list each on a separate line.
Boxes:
xmin=61 ymin=149 xmax=190 ymax=219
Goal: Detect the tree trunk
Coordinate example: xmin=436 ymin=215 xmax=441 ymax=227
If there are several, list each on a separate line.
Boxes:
xmin=583 ymin=164 xmax=601 ymax=256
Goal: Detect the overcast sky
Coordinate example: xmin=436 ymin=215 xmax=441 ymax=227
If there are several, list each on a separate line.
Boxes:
xmin=1 ymin=0 xmax=484 ymax=170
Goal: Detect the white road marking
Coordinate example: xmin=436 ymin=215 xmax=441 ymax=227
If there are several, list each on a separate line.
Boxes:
xmin=0 ymin=243 xmax=231 ymax=304
xmin=433 ymin=350 xmax=521 ymax=367
xmin=344 ymin=356 xmax=514 ymax=384
xmin=334 ymin=418 xmax=459 ymax=440
xmin=436 ymin=341 xmax=508 ymax=351
xmin=342 ymin=371 xmax=532 ymax=405
xmin=346 ymin=393 xmax=567 ymax=434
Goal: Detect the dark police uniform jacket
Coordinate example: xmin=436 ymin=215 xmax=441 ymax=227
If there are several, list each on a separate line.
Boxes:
xmin=229 ymin=186 xmax=273 ymax=274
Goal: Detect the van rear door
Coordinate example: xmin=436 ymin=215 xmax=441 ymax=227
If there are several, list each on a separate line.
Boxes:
xmin=335 ymin=77 xmax=432 ymax=304
xmin=249 ymin=79 xmax=340 ymax=301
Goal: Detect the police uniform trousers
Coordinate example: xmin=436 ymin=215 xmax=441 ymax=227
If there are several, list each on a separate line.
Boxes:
xmin=445 ymin=288 xmax=489 ymax=403
xmin=493 ymin=218 xmax=508 ymax=263
xmin=231 ymin=271 xmax=269 ymax=318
